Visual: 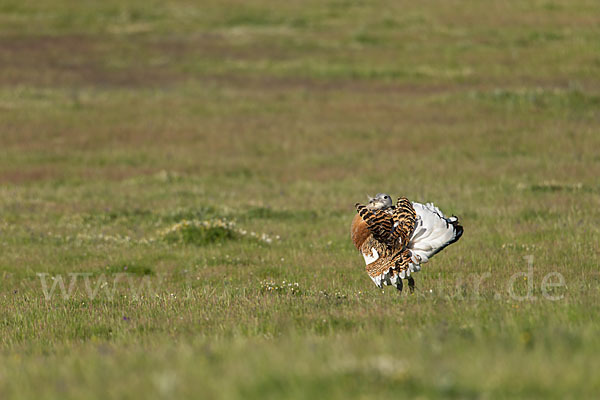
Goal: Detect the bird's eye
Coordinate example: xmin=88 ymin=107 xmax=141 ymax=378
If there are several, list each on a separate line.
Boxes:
xmin=384 ymin=196 xmax=388 ymax=199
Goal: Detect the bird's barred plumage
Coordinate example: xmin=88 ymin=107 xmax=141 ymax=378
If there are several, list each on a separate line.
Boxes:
xmin=354 ymin=204 xmax=394 ymax=245
xmin=351 ymin=194 xmax=463 ymax=291
xmin=387 ymin=197 xmax=417 ymax=248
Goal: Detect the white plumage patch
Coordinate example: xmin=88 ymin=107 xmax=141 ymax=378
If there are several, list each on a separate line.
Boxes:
xmin=370 ymin=274 xmax=383 ymax=287
xmin=408 ymin=202 xmax=461 ymax=265
xmin=369 ymin=266 xmax=417 ymax=288
xmin=362 ymin=248 xmax=379 ymax=265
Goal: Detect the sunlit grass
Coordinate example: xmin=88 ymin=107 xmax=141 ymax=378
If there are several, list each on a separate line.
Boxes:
xmin=0 ymin=0 xmax=599 ymax=398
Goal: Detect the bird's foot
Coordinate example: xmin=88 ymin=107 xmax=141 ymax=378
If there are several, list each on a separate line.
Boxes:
xmin=407 ymin=276 xmax=415 ymax=293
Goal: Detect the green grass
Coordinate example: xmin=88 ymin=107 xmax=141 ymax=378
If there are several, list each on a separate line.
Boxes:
xmin=1 ymin=0 xmax=600 ymax=398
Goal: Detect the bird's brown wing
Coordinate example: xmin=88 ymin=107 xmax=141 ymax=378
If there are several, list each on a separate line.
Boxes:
xmin=355 ymin=203 xmax=394 ymax=244
xmin=365 ymin=246 xmax=413 ymax=279
xmin=388 ymin=197 xmax=417 ymax=248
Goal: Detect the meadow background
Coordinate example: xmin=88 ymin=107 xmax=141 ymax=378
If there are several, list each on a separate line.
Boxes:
xmin=1 ymin=0 xmax=599 ymax=398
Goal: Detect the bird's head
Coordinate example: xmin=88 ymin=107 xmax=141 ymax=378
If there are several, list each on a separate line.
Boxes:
xmin=366 ymin=193 xmax=393 ymax=211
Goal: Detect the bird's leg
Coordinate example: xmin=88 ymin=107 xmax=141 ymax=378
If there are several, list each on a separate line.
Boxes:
xmin=407 ymin=276 xmax=415 ymax=293
xmin=394 ymin=277 xmax=403 ymax=293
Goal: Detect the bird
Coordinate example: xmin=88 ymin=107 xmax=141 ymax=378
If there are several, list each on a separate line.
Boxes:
xmin=351 ymin=193 xmax=463 ymax=292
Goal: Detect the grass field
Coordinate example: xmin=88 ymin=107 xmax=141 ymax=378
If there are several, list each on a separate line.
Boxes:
xmin=1 ymin=0 xmax=600 ymax=398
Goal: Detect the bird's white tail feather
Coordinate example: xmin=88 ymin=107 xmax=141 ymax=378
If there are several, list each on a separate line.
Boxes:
xmin=409 ymin=202 xmax=462 ymax=264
